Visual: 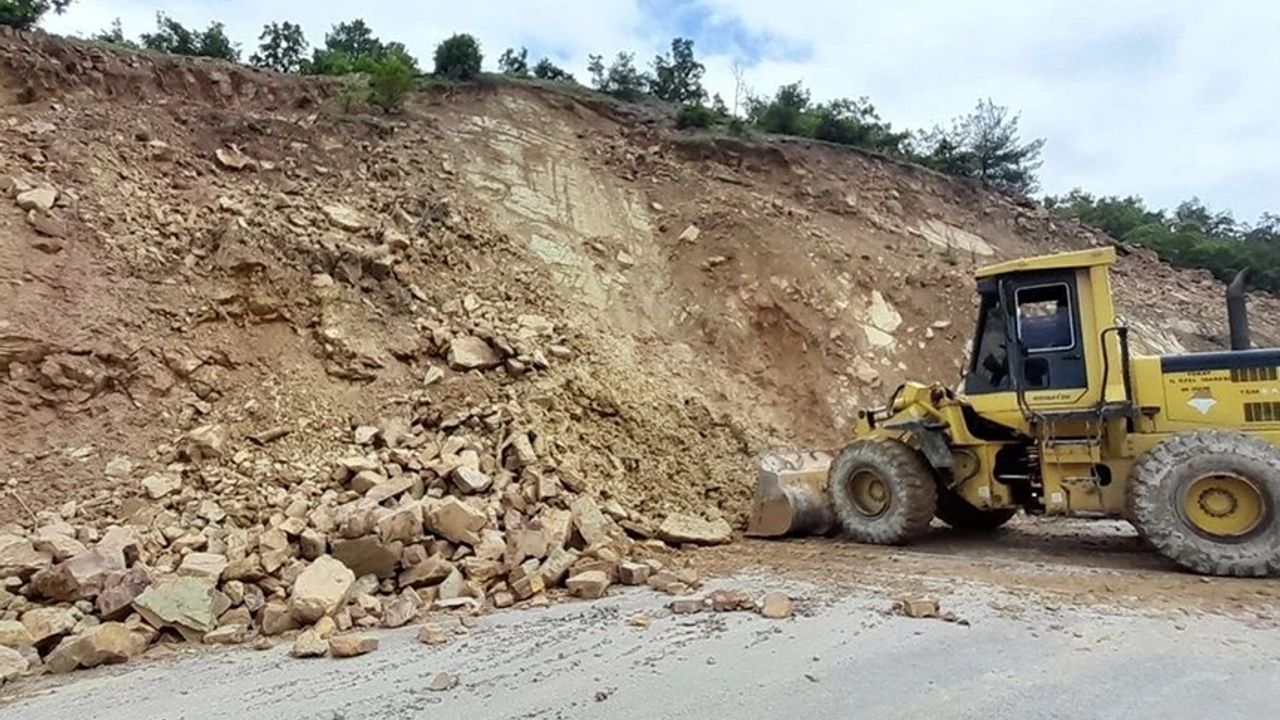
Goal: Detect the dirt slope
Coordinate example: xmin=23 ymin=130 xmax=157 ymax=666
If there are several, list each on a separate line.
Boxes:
xmin=3 ymin=28 xmax=1278 ymax=530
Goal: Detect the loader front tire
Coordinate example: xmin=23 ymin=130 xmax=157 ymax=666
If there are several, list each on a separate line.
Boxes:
xmin=828 ymin=439 xmax=937 ymax=545
xmin=1129 ymin=431 xmax=1280 ymax=577
xmin=935 ymin=490 xmax=1017 ymax=531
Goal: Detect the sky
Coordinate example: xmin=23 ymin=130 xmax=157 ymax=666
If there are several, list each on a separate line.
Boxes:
xmin=42 ymin=0 xmax=1280 ymax=221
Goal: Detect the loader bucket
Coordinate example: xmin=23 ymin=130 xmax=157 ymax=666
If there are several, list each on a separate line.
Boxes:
xmin=746 ymin=450 xmax=835 ymax=537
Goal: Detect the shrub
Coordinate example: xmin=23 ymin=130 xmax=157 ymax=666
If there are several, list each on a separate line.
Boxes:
xmin=675 ymin=103 xmax=715 ymax=129
xmin=532 ymin=58 xmax=574 ymax=82
xmin=369 ymin=55 xmax=414 ymax=112
xmin=434 ymin=33 xmax=483 ymax=81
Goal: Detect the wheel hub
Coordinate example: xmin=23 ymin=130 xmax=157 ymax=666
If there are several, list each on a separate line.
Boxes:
xmin=1182 ymin=473 xmax=1266 ymax=539
xmin=849 ymin=470 xmax=891 ymax=518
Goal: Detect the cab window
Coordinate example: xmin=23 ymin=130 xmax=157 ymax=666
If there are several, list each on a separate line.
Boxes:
xmin=1015 ymin=283 xmax=1073 ymax=352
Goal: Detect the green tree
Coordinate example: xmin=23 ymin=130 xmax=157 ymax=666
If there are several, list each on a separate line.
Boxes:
xmin=434 ymin=33 xmax=483 ymax=80
xmin=1045 ymin=191 xmax=1280 ymax=292
xmin=325 ymin=19 xmax=383 ymax=59
xmin=140 ymin=13 xmax=239 ymax=61
xmin=303 ymin=20 xmax=419 ymax=77
xmin=532 ymin=57 xmax=574 ymax=82
xmin=1 ymin=0 xmax=72 ymax=30
xmin=650 ymin=37 xmax=705 ymax=104
xmin=498 ymin=47 xmax=528 ymax=76
xmin=747 ymin=82 xmax=812 ymax=136
xmin=920 ymin=99 xmax=1044 ymax=194
xmin=810 ymin=97 xmax=909 ymax=155
xmin=251 ymin=21 xmax=308 ymax=73
xmin=588 ymin=52 xmax=651 ymax=102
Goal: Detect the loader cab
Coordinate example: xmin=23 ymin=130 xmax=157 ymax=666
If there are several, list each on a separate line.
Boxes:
xmin=961 ymin=248 xmax=1124 ymax=432
xmin=965 ymin=273 xmax=1087 ymax=395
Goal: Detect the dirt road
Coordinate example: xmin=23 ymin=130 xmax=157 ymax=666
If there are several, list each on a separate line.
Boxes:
xmin=4 ymin=520 xmax=1278 ymax=720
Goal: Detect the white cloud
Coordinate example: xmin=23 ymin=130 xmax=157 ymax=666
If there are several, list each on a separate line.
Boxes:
xmin=43 ymin=0 xmax=1280 ymax=218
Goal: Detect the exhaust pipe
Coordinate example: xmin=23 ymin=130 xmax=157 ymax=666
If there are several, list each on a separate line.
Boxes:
xmin=1227 ymin=269 xmax=1251 ymax=350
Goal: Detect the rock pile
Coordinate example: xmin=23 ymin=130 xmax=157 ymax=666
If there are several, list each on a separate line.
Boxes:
xmin=0 ymin=372 xmax=732 ymax=681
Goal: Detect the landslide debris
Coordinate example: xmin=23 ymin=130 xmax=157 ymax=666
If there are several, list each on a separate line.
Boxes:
xmin=2 ymin=28 xmax=1279 ymax=681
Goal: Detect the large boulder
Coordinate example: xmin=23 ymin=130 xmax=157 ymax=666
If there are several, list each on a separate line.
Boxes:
xmin=132 ymin=576 xmax=220 ymax=642
xmin=331 ymin=536 xmax=398 ymax=579
xmin=397 ymin=555 xmax=454 ymax=589
xmin=0 ymin=646 xmax=27 ymax=684
xmin=21 ymin=606 xmax=76 ymax=653
xmin=289 ymin=555 xmax=355 ymax=623
xmin=657 ymin=513 xmax=733 ymax=546
xmin=44 ymin=622 xmax=147 ymax=673
xmin=424 ymin=497 xmax=487 ymax=545
xmin=28 ymin=545 xmax=127 ymax=601
xmin=570 ymin=495 xmax=618 ymax=546
xmin=0 ymin=620 xmax=34 ymax=650
xmin=96 ymin=566 xmax=154 ymax=620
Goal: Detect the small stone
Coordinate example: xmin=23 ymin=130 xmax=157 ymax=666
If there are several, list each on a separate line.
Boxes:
xmin=382 ymin=595 xmax=419 ymax=628
xmin=711 ymin=589 xmax=754 ymax=612
xmin=204 ymin=624 xmax=250 ymax=645
xmin=900 ymin=598 xmax=940 ymax=619
xmin=328 ymin=634 xmax=378 ymax=658
xmin=678 ymin=224 xmax=701 ymax=242
xmin=418 ymin=622 xmax=449 ymax=645
xmin=260 ymin=601 xmax=300 ymax=636
xmin=16 ymin=186 xmax=56 ymax=212
xmin=628 ymin=613 xmax=651 ymax=628
xmin=759 ymin=592 xmax=794 ymax=619
xmin=182 ymin=424 xmax=227 ymax=461
xmin=618 ymin=562 xmax=651 ymax=586
xmin=353 ymin=425 xmax=380 ymax=445
xmin=178 ymin=552 xmax=228 ymax=581
xmin=447 ymin=336 xmax=501 ymax=370
xmin=492 ymin=590 xmax=515 ymax=608
xmin=452 ymin=467 xmax=492 ymax=495
xmin=396 ymin=552 xmax=454 ymax=586
xmin=141 ymin=473 xmax=182 ymax=499
xmin=668 ymin=598 xmax=705 ymax=615
xmin=291 ymin=628 xmax=329 ymax=658
xmin=428 ymin=672 xmax=458 ymax=691
xmin=566 ymin=570 xmax=610 ymax=600
xmin=323 ymin=203 xmax=367 ymax=231
xmin=215 ymin=146 xmax=254 ymax=171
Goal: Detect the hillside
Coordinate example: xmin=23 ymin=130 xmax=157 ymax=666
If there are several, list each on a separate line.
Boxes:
xmin=4 ymin=26 xmax=1278 ymax=535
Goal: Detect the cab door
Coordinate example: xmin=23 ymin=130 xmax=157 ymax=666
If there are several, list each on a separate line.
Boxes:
xmin=963 ymin=271 xmax=1090 ymax=429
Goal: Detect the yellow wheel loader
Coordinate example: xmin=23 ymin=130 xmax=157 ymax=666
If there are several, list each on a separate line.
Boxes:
xmin=749 ymin=247 xmax=1280 ymax=577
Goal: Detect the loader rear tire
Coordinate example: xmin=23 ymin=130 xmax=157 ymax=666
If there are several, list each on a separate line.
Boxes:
xmin=935 ymin=490 xmax=1017 ymax=531
xmin=828 ymin=439 xmax=937 ymax=545
xmin=1129 ymin=431 xmax=1280 ymax=577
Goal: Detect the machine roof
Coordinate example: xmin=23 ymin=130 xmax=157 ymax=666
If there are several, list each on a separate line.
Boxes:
xmin=974 ymin=246 xmax=1117 ymax=279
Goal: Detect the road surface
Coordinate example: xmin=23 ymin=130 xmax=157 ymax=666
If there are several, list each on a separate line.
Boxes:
xmin=4 ymin=535 xmax=1279 ymax=720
